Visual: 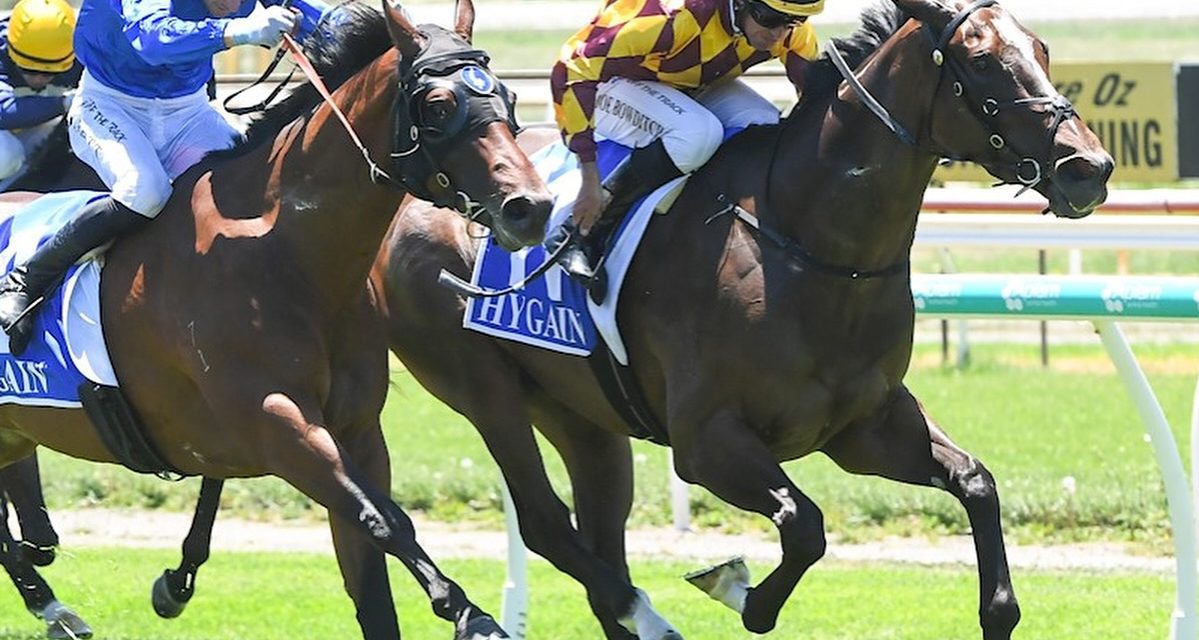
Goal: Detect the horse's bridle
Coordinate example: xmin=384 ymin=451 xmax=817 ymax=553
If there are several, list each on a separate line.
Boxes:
xmin=278 ymin=22 xmax=520 ymax=223
xmin=391 ymin=25 xmax=522 ymax=222
xmin=828 ymin=0 xmax=1077 ymax=195
xmin=735 ymin=0 xmax=1070 ymax=281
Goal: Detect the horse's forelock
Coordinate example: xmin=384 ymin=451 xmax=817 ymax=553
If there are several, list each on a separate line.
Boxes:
xmin=215 ymin=2 xmax=393 ymax=159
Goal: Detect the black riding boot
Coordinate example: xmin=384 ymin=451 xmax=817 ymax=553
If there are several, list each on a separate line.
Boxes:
xmin=549 ymin=139 xmax=683 ymax=302
xmin=0 ymin=196 xmax=146 ymax=356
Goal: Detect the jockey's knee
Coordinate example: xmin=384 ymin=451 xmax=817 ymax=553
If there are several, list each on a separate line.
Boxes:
xmin=664 ymin=110 xmax=723 ymax=173
xmin=113 ymin=172 xmax=171 ymax=218
xmin=0 ymin=132 xmax=27 ymax=181
xmin=734 ymin=103 xmax=780 ymax=129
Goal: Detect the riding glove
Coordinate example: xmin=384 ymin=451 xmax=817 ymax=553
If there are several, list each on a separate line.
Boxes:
xmin=223 ymin=5 xmax=299 ymax=48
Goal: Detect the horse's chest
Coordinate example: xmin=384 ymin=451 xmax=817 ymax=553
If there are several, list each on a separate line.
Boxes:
xmin=762 ymin=366 xmax=893 ymax=457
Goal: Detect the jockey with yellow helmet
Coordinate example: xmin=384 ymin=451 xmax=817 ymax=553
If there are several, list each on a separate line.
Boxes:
xmin=0 ymin=0 xmax=82 ymax=182
xmin=548 ymin=0 xmax=824 ymax=300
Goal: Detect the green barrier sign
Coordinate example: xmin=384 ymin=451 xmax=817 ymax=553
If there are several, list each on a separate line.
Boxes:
xmin=911 ymin=275 xmax=1199 ymax=320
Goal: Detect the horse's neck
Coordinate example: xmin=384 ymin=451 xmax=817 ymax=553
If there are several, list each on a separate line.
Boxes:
xmin=273 ymin=51 xmax=407 ymax=303
xmin=771 ymin=27 xmax=941 ymax=273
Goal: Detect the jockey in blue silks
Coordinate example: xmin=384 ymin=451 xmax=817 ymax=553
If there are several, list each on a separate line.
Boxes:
xmin=0 ymin=0 xmax=332 ymax=355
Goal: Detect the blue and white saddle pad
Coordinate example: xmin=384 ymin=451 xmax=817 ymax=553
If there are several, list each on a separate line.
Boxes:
xmin=464 ymin=140 xmax=687 ymax=365
xmin=0 ymin=191 xmax=118 ymax=407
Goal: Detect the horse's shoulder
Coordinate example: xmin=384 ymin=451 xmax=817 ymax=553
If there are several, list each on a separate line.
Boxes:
xmin=516 ymin=126 xmax=561 ymax=155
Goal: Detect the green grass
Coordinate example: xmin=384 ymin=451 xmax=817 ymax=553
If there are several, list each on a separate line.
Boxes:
xmin=0 ymin=547 xmax=1173 ymax=639
xmin=30 ymin=341 xmax=1199 ymax=549
xmin=911 ymin=246 xmax=1199 ymax=278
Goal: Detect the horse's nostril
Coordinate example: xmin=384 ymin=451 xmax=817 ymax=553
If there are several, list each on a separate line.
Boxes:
xmin=501 ymin=196 xmax=529 ymax=223
xmin=1056 ymin=154 xmax=1112 ymax=184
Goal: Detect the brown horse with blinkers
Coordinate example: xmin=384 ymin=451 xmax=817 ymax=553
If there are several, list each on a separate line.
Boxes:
xmin=0 ymin=0 xmax=551 ymax=638
xmin=374 ymin=1 xmax=1112 ymax=638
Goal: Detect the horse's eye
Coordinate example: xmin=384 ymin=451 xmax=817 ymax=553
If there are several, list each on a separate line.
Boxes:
xmin=424 ymin=96 xmax=457 ymax=123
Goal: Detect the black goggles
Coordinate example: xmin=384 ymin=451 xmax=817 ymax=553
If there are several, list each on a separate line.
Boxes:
xmin=744 ymin=1 xmax=803 ymax=29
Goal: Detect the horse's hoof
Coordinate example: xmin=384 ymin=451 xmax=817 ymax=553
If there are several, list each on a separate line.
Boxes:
xmin=455 ymin=609 xmax=509 ymax=640
xmin=684 ymin=556 xmax=749 ymax=613
xmin=741 ymin=590 xmax=780 ymax=635
xmin=617 ymin=588 xmax=684 ymax=640
xmin=151 ymin=571 xmax=191 ymax=619
xmin=36 ymin=600 xmax=92 ymax=640
xmin=450 ymin=608 xmax=505 ymax=640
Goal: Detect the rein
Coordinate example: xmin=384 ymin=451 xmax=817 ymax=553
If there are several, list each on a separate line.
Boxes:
xmin=280 ymin=33 xmax=399 ymax=186
xmin=436 ymin=238 xmax=572 ymax=298
xmin=251 ymin=26 xmax=521 ymax=222
xmin=710 ymin=195 xmax=909 ymax=280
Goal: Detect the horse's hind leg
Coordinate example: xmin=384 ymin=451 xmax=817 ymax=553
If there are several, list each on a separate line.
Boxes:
xmin=0 ymin=454 xmax=59 ymax=565
xmin=152 ymin=477 xmax=224 ymax=619
xmin=822 ymin=385 xmax=1019 ymax=640
xmin=672 ymin=409 xmax=826 ymax=634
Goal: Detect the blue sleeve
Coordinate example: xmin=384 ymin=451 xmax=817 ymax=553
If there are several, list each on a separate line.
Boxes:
xmin=267 ymin=0 xmax=332 ymax=41
xmin=121 ymin=0 xmax=231 ymax=66
xmin=0 ymin=83 xmax=65 ymax=129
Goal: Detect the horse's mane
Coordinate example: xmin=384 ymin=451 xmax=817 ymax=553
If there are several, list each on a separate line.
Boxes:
xmin=791 ymin=1 xmax=906 ymax=114
xmin=8 ymin=120 xmax=72 ymax=190
xmin=211 ymin=1 xmax=392 ymax=160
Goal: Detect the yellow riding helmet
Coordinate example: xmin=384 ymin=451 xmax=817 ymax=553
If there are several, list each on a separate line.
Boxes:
xmin=8 ymin=0 xmax=77 ymax=74
xmin=757 ymin=0 xmax=824 ymax=18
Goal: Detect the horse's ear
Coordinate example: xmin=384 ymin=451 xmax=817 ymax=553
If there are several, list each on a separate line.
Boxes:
xmin=453 ymin=0 xmax=475 ymax=43
xmin=383 ymin=0 xmax=424 ymax=60
xmin=893 ymin=0 xmax=953 ymax=32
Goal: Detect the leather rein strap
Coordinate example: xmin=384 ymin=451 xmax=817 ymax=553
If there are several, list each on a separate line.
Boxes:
xmin=281 ymin=33 xmax=397 ymax=186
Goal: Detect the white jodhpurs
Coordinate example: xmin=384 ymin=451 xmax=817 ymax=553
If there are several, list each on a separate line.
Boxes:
xmin=593 ymin=77 xmax=780 ymax=171
xmin=67 ymin=71 xmax=240 ymax=218
xmin=0 ymin=119 xmax=61 ymax=181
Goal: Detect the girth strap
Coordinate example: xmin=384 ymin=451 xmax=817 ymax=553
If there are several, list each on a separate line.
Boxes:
xmin=587 ymin=339 xmax=670 ymax=446
xmin=78 ymin=383 xmax=190 ymax=480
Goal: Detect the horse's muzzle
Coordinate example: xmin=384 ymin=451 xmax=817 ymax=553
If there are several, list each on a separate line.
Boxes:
xmin=1042 ymin=151 xmax=1114 ymax=219
xmin=491 ymin=192 xmax=552 ymax=251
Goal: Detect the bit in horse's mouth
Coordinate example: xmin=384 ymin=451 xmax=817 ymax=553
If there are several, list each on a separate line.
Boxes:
xmin=1042 ymin=182 xmax=1103 ymax=220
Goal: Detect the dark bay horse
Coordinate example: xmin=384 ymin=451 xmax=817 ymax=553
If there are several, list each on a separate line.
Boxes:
xmin=0 ymin=0 xmax=551 ymax=638
xmin=374 ymin=1 xmax=1112 ymax=638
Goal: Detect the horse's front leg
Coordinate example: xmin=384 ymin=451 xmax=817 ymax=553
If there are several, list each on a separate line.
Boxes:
xmin=254 ymin=390 xmax=505 ymax=640
xmin=822 ymin=385 xmax=1019 ymax=640
xmin=0 ymin=453 xmax=59 ymax=565
xmin=0 ymin=493 xmax=92 ymax=639
xmin=327 ymin=420 xmax=399 ymax=638
xmin=533 ymin=401 xmax=660 ymax=640
xmin=671 ymin=408 xmax=826 ymax=634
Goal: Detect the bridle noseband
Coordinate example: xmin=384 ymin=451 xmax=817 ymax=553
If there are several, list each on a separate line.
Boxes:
xmin=391 ymin=25 xmax=522 ymax=222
